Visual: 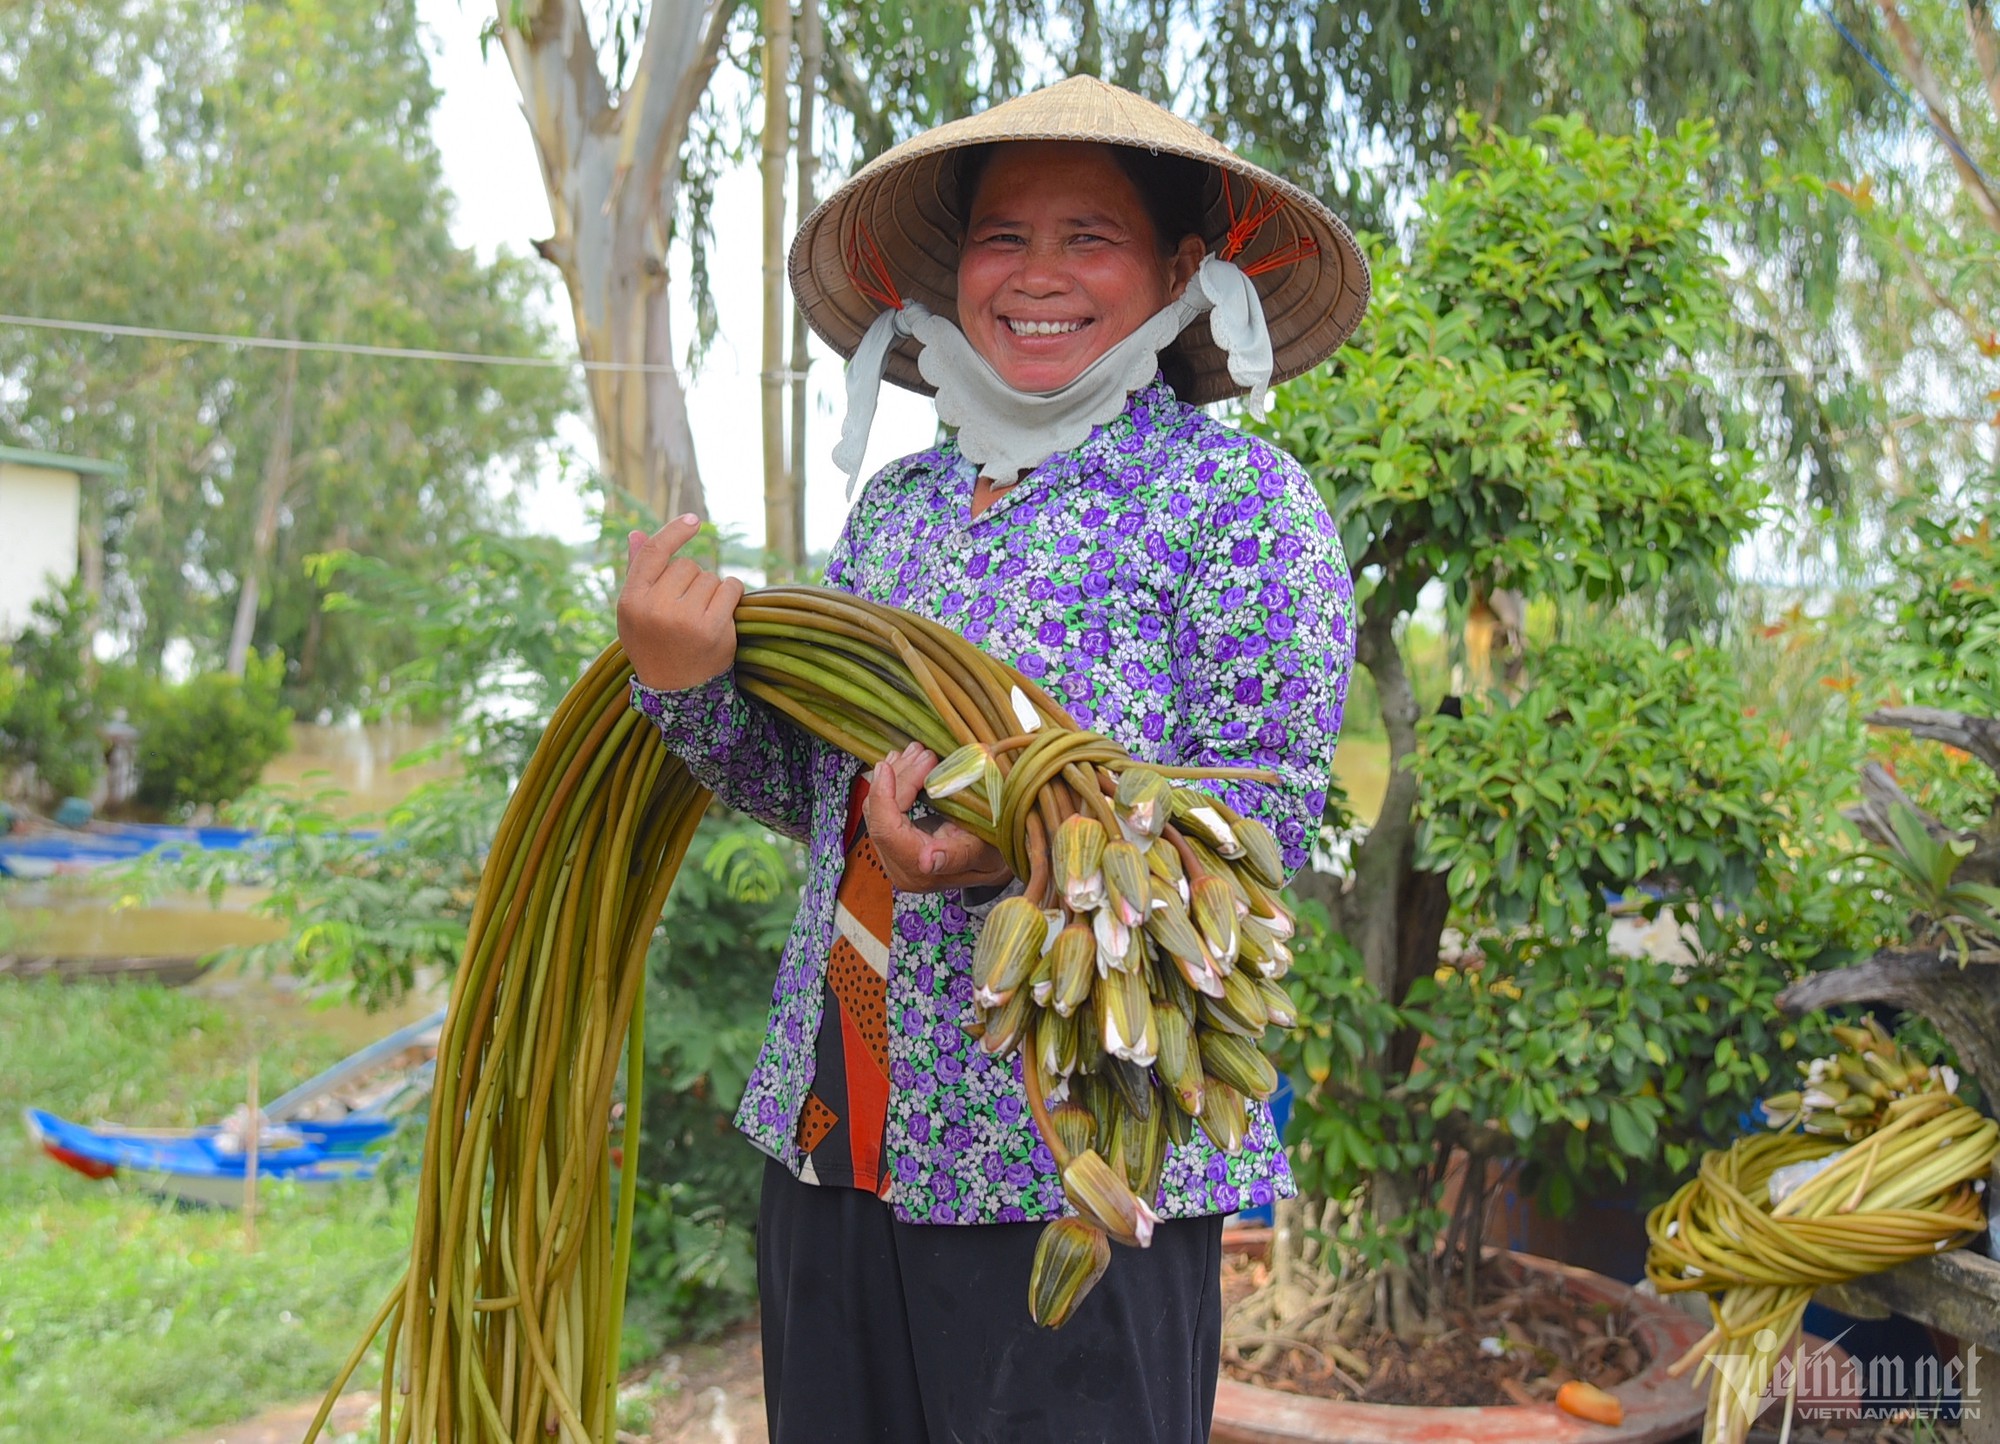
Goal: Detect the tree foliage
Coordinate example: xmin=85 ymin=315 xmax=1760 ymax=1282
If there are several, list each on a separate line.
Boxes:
xmin=123 ymin=652 xmax=295 ymax=815
xmin=0 ymin=0 xmax=571 ymax=707
xmin=1266 ymin=116 xmax=1760 ymax=621
xmin=0 ymin=579 xmax=100 ymax=802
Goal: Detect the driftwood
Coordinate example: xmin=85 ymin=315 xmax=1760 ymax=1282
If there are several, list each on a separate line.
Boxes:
xmin=1780 ymin=704 xmax=2000 ymax=1363
xmin=1778 ymin=948 xmax=2000 ymax=1104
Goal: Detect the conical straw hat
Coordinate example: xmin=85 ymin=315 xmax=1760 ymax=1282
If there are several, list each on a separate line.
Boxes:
xmin=790 ymin=75 xmax=1370 ymax=406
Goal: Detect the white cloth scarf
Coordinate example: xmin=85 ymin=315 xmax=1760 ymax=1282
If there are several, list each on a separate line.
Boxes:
xmin=833 ymin=255 xmax=1275 ymax=498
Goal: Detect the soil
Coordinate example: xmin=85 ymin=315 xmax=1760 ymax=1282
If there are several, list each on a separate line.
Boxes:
xmin=1219 ymin=1251 xmax=1645 ymax=1408
xmin=636 ymin=1324 xmax=769 ymax=1444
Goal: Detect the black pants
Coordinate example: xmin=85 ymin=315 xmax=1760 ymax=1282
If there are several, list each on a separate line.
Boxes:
xmin=757 ymin=1158 xmax=1224 ymax=1444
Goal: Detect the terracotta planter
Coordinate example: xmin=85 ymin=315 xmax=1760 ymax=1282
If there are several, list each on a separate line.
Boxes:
xmin=1211 ymin=1249 xmax=1710 ymax=1444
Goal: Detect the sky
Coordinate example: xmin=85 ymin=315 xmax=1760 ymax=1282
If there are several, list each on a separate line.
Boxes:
xmin=417 ymin=0 xmax=939 ymax=554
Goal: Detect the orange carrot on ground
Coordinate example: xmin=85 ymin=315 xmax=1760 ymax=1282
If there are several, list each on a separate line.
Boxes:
xmin=1556 ymin=1380 xmax=1624 ymax=1426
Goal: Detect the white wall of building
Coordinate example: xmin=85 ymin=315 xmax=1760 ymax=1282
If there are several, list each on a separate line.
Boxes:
xmin=0 ymin=460 xmax=82 ymax=638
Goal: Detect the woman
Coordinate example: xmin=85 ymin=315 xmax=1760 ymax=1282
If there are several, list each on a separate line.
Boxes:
xmin=618 ymin=77 xmax=1365 ymax=1444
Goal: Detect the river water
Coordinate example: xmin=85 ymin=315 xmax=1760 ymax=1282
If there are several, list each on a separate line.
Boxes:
xmin=2 ymin=720 xmax=451 ymax=962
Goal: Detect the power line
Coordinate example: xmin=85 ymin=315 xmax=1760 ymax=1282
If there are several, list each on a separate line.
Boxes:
xmin=0 ymin=311 xmax=685 ymax=376
xmin=0 ymin=309 xmax=1833 ymax=385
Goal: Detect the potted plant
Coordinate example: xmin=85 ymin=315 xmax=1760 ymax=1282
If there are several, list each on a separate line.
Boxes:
xmin=1212 ymin=115 xmax=1865 ymax=1437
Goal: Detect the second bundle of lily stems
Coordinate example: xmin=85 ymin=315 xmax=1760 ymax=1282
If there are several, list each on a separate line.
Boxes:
xmin=306 ymin=585 xmax=1300 ymax=1444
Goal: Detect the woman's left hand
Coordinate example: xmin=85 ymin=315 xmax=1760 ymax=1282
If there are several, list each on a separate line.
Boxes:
xmin=864 ymin=743 xmax=1014 ymax=893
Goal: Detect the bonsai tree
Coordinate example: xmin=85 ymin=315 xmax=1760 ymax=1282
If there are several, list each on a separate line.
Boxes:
xmin=1237 ymin=630 xmax=1856 ymax=1353
xmin=1235 ymin=115 xmax=1810 ymax=1347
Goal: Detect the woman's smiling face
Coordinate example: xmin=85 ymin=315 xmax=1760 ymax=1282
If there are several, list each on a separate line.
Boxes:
xmin=956 ymin=141 xmax=1203 ymax=394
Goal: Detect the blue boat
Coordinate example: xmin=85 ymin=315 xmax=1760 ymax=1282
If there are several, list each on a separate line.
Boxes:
xmin=23 ymin=1009 xmax=443 ymax=1206
xmin=0 ymin=820 xmax=265 ymax=879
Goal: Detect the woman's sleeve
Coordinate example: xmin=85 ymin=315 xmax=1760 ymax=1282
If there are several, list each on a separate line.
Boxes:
xmin=630 ymin=673 xmax=822 ymax=842
xmin=628 ymin=484 xmax=875 ymax=842
xmin=1164 ymin=440 xmax=1356 ymax=880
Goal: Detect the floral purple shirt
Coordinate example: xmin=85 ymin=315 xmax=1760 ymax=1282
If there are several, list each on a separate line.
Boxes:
xmin=632 ymin=377 xmax=1355 ymax=1225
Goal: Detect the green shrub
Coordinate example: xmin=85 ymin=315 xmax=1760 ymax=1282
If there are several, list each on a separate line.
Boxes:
xmin=0 ymin=579 xmax=100 ymax=802
xmin=130 ymin=652 xmax=293 ymax=814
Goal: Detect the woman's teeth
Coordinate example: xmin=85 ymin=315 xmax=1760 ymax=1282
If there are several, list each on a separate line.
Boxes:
xmin=1007 ymin=319 xmax=1086 ymax=336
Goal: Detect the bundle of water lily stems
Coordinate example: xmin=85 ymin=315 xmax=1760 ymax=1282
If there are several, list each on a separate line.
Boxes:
xmin=1645 ymin=1021 xmax=1998 ymax=1444
xmin=304 ymin=585 xmax=1296 ymax=1444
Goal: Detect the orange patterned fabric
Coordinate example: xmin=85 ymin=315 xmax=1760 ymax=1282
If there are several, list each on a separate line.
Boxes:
xmin=796 ymin=1094 xmax=840 ymax=1154
xmin=796 ymin=776 xmax=894 ymax=1195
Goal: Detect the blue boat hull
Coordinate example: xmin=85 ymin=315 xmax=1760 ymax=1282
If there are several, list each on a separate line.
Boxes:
xmin=24 ymin=1107 xmax=397 ymax=1204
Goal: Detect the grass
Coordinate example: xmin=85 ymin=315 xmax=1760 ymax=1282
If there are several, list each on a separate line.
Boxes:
xmin=0 ymin=979 xmax=411 ymax=1444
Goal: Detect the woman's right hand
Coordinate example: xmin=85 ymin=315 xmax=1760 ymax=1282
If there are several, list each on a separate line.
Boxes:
xmin=617 ymin=514 xmax=745 ymax=693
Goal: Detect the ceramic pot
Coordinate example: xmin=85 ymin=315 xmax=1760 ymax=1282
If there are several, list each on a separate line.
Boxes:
xmin=1210 ymin=1248 xmax=1709 ymax=1444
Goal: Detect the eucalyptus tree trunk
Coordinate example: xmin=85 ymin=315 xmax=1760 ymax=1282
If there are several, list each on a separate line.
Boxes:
xmin=226 ymin=345 xmax=299 ymax=677
xmin=759 ymin=0 xmax=800 ymax=574
xmin=497 ymin=0 xmax=731 ymax=525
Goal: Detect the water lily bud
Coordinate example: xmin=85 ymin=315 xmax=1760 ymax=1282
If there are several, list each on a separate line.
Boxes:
xmin=1169 ymin=940 xmax=1226 ymax=999
xmin=1028 ymin=947 xmax=1057 ymax=1007
xmin=1048 ymin=1101 xmax=1096 ymax=1161
xmin=1146 ymin=839 xmax=1186 ymax=892
xmin=1091 ymin=906 xmax=1132 ymax=977
xmin=1098 ymin=969 xmax=1157 ymax=1065
xmin=1233 ymin=816 xmax=1286 ymax=888
xmin=1142 ymin=890 xmax=1203 ymax=962
xmin=1154 ymin=1003 xmax=1205 ymax=1116
xmin=1061 ymin=1148 xmax=1159 ymax=1247
xmin=1115 ymin=767 xmax=1174 ymax=841
xmin=1243 ymin=878 xmax=1293 ymax=937
xmin=1051 ymin=923 xmax=1095 ymax=1016
xmin=1036 ymin=1005 xmax=1081 ymax=1079
xmin=979 ymin=987 xmax=1033 ymax=1058
xmin=1254 ymin=976 xmax=1298 ymax=1029
xmin=1053 ymin=815 xmax=1107 ymax=911
xmin=1029 ymin=1218 xmax=1112 ymax=1328
xmin=1170 ymin=788 xmax=1243 ymax=857
xmin=1110 ymin=1098 xmax=1169 ymax=1197
xmin=1101 ymin=841 xmax=1150 ymax=928
xmin=974 ymin=896 xmax=1047 ymax=1008
xmin=1198 ymin=1078 xmax=1248 ymax=1153
xmin=923 ymin=742 xmax=1001 ymax=820
xmin=1198 ymin=1029 xmax=1280 ymax=1101
xmin=1189 ymin=875 xmax=1241 ymax=974
xmin=1208 ymin=964 xmax=1271 ymax=1035
xmin=1102 ymin=1055 xmax=1154 ymax=1122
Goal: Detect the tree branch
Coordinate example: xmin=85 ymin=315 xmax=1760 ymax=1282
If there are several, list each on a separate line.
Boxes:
xmin=1778 ymin=947 xmax=2000 ymax=1100
xmin=498 ymin=0 xmax=610 ymax=178
xmin=1842 ymin=759 xmax=1951 ymax=849
xmin=1867 ymin=704 xmax=2000 ymax=779
xmin=820 ymin=39 xmax=893 ymax=159
xmin=1871 ymin=0 xmax=2000 ymax=235
xmin=1965 ymin=0 xmax=2000 ymax=134
xmin=614 ymin=0 xmax=731 ymax=229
